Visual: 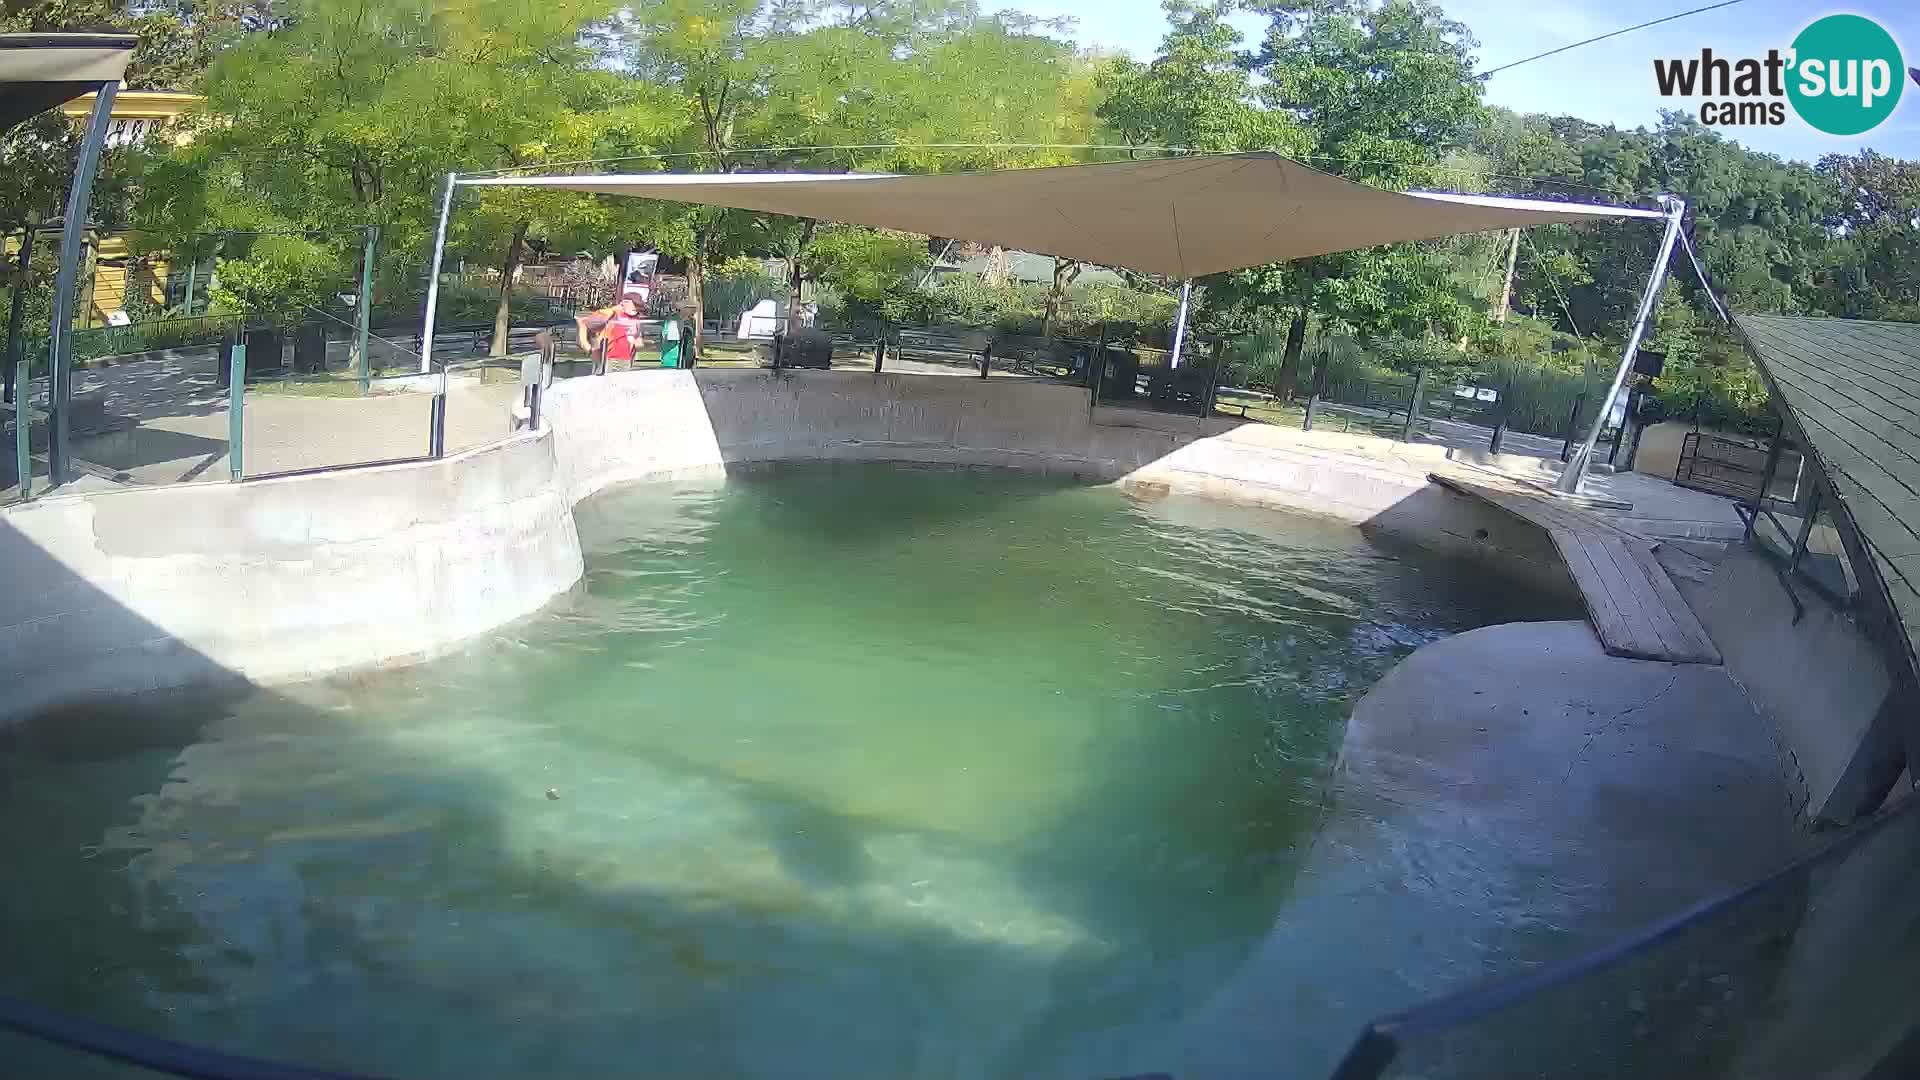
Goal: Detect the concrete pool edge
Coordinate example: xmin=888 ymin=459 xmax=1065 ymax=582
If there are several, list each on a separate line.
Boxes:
xmin=0 ymin=368 xmax=1596 ymax=720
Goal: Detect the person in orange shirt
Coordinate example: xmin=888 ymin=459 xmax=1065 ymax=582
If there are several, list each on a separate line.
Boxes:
xmin=574 ymin=291 xmax=645 ymax=375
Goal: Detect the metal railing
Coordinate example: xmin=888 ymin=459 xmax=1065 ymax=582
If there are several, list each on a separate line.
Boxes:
xmin=1331 ymin=789 xmax=1920 ymax=1080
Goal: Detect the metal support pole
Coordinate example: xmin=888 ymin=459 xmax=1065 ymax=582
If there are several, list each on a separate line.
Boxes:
xmin=48 ymin=81 xmax=119 ymax=485
xmin=1399 ymin=368 xmax=1429 ymax=442
xmin=418 ymin=172 xmax=457 ymax=374
xmin=357 ymin=225 xmax=376 ymax=394
xmin=1168 ymin=280 xmax=1193 ymax=368
xmin=873 ymin=325 xmax=886 ymax=373
xmin=4 ymin=224 xmax=35 ymax=405
xmin=227 ymin=343 xmax=245 ymax=481
xmin=1557 ymin=195 xmax=1686 ymax=494
xmin=183 ymin=254 xmax=196 ymax=317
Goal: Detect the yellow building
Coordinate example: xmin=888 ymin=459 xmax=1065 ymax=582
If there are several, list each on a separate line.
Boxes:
xmin=56 ymin=90 xmax=204 ymax=326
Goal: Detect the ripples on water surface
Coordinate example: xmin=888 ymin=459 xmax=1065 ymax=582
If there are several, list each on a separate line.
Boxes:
xmin=0 ymin=463 xmax=1577 ymax=1079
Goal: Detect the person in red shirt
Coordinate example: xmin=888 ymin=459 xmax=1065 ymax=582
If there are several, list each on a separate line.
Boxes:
xmin=574 ymin=291 xmax=645 ymax=374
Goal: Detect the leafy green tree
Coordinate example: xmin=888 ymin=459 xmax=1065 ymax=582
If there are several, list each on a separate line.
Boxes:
xmin=132 ymin=0 xmax=676 ymax=352
xmin=809 ymin=226 xmax=929 ymax=324
xmin=618 ymin=0 xmax=1099 ymax=340
xmin=1097 ymin=0 xmax=1303 ymax=156
xmin=1204 ymin=0 xmax=1485 ymax=395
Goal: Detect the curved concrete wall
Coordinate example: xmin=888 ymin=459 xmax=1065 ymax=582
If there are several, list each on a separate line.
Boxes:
xmin=3 ymin=368 xmax=1552 ymax=719
xmin=0 ymin=431 xmax=581 ymax=719
xmin=543 ymin=369 xmax=1440 ymax=523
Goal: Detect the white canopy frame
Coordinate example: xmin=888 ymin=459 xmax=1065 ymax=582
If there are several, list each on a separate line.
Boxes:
xmin=422 ymin=152 xmax=1683 ymax=493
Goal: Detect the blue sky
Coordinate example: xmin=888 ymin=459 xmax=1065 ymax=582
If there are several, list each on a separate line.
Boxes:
xmin=1008 ymin=0 xmax=1920 ymax=163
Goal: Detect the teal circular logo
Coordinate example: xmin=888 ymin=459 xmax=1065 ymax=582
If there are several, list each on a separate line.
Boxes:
xmin=1788 ymin=15 xmax=1905 ymax=136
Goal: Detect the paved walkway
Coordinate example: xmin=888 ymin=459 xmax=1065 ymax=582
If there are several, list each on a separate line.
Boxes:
xmin=19 ymin=350 xmax=519 ymax=488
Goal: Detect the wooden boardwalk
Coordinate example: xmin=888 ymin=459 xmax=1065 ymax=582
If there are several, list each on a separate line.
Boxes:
xmin=1432 ymin=474 xmax=1723 ymax=665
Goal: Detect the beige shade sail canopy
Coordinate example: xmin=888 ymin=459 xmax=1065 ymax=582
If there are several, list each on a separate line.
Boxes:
xmin=462 ymin=152 xmax=1668 ymax=278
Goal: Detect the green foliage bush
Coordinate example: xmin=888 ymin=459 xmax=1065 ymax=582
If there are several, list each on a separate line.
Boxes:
xmin=208 ymin=236 xmax=342 ymax=326
xmin=888 ymin=276 xmax=1180 ymax=342
xmin=704 ymin=268 xmax=779 ymax=330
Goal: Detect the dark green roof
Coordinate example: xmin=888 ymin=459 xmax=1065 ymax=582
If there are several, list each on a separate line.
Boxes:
xmin=1735 ymin=314 xmax=1920 ymax=660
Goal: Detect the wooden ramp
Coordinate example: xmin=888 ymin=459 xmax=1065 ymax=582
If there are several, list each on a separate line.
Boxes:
xmin=1432 ymin=474 xmax=1723 ymax=665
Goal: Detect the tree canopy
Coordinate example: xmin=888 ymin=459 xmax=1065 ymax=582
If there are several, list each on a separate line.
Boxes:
xmin=7 ymin=0 xmax=1919 ymax=414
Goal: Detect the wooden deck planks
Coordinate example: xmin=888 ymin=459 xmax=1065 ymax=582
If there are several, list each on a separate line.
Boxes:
xmin=1433 ymin=473 xmax=1722 ymax=665
xmin=1623 ymin=540 xmax=1723 ymax=664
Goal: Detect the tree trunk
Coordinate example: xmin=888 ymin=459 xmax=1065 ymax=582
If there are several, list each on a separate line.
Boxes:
xmin=983 ymin=246 xmax=1010 ymax=286
xmin=1275 ymin=311 xmax=1307 ymax=401
xmin=785 ymin=219 xmax=817 ymax=334
xmin=1042 ymin=256 xmax=1082 ymax=340
xmin=489 ymin=219 xmax=529 ymax=358
xmin=1494 ymin=227 xmax=1520 ymax=323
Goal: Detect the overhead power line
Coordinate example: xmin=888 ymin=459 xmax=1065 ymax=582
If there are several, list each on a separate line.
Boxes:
xmin=1477 ymin=0 xmax=1751 ymax=80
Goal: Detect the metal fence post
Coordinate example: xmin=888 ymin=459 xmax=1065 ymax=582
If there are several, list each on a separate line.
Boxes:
xmin=14 ymin=356 xmax=30 ymax=501
xmin=1789 ymin=488 xmax=1822 ymax=571
xmin=1560 ymin=393 xmax=1587 ymax=462
xmin=1197 ymin=341 xmax=1225 ymax=420
xmin=1488 ymin=381 xmax=1512 ymax=455
xmin=4 ymin=222 xmax=36 ymax=406
xmin=1747 ymin=417 xmax=1787 ymax=544
xmin=1619 ymin=383 xmax=1649 ymax=471
xmin=1303 ymin=358 xmax=1328 ymax=431
xmin=429 ymin=384 xmax=447 ymax=458
xmin=1399 ymin=368 xmax=1429 ymax=442
xmin=1089 ymin=324 xmax=1107 ymax=411
xmin=227 ymin=343 xmax=246 ymax=481
xmin=357 ymin=224 xmax=376 ymax=395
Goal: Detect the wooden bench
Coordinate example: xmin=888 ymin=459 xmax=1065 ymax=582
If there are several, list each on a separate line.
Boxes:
xmin=1432 ymin=474 xmax=1722 ymax=665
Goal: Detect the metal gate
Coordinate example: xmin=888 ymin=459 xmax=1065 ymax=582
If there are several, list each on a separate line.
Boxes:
xmin=1675 ymin=431 xmax=1803 ymax=501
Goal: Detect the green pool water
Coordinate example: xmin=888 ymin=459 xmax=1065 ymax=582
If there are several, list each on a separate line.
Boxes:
xmin=0 ymin=463 xmax=1577 ymax=1079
